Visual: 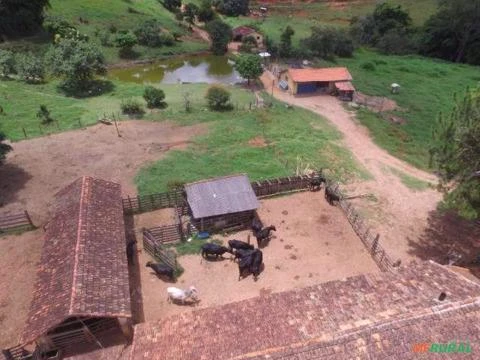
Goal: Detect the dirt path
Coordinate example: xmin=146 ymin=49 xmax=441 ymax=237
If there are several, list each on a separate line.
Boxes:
xmin=0 ymin=121 xmax=207 ymax=224
xmin=261 ymin=71 xmax=442 ymax=262
xmin=191 ymin=26 xmax=211 ymax=44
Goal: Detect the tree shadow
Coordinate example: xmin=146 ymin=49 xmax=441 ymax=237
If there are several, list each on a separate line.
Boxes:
xmin=407 ymin=209 xmax=480 ymax=265
xmin=59 ymin=79 xmax=115 ymax=99
xmin=0 ymin=163 xmax=32 ymax=208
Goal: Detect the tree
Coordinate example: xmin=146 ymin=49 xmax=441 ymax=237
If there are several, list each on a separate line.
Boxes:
xmin=0 ymin=0 xmax=50 ymax=37
xmin=198 ymin=0 xmax=215 ymax=23
xmin=206 ymin=85 xmax=231 ymax=111
xmin=143 ymin=86 xmax=167 ymax=108
xmin=134 ymin=19 xmax=163 ymax=47
xmin=219 ymin=0 xmax=249 ymax=17
xmin=46 ymin=38 xmax=107 ymax=92
xmin=235 ymin=54 xmax=262 ymax=85
xmin=421 ymin=0 xmax=480 ymax=65
xmin=184 ymin=3 xmax=199 ymax=26
xmin=0 ymin=50 xmax=16 ymax=78
xmin=279 ymin=26 xmax=294 ymax=58
xmin=0 ymin=132 xmax=12 ymax=165
xmin=115 ymin=31 xmax=138 ymax=57
xmin=301 ymin=27 xmax=354 ymax=59
xmin=36 ymin=104 xmax=53 ymax=124
xmin=17 ymin=53 xmax=45 ymax=83
xmin=205 ymin=19 xmax=232 ymax=55
xmin=162 ymin=0 xmax=181 ymax=12
xmin=430 ymin=87 xmax=480 ymax=219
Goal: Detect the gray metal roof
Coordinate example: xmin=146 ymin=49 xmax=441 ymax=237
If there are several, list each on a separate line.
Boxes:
xmin=185 ymin=174 xmax=259 ymax=219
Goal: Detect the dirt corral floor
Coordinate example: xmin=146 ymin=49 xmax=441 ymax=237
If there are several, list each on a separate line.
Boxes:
xmin=0 ymin=120 xmax=207 ymax=224
xmin=0 ymin=229 xmax=43 ymax=348
xmin=134 ymin=191 xmax=379 ymax=323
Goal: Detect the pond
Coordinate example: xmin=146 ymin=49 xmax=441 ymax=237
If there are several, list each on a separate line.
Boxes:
xmin=108 ymin=54 xmax=243 ymax=85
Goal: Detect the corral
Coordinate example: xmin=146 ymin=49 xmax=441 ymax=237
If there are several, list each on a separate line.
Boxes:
xmin=134 ymin=190 xmax=379 ymax=322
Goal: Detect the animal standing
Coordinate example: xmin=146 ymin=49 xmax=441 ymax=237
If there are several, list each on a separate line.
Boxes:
xmin=309 ymin=174 xmax=326 ymax=191
xmin=251 ymin=218 xmax=263 ymax=234
xmin=146 ymin=261 xmax=175 ymax=281
xmin=237 ymin=249 xmax=263 ymax=281
xmin=126 ymin=240 xmax=137 ymax=265
xmin=228 ymin=239 xmax=254 ymax=252
xmin=325 ymin=185 xmax=340 ymax=205
xmin=201 ymin=243 xmax=233 ymax=259
xmin=233 ymin=248 xmax=255 ymax=262
xmin=167 ymin=286 xmax=199 ymax=304
xmin=255 ymin=225 xmax=276 ymax=247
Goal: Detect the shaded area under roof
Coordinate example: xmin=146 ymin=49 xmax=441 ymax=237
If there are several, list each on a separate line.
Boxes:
xmin=21 ymin=176 xmax=131 ymax=345
xmin=288 ymin=67 xmax=352 ymax=83
xmin=335 ymin=81 xmax=355 ymax=92
xmin=128 ymin=261 xmax=480 ymax=360
xmin=185 ymin=174 xmax=259 ymax=219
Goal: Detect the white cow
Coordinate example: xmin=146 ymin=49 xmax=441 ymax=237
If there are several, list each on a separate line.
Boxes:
xmin=167 ymin=286 xmax=199 ymax=304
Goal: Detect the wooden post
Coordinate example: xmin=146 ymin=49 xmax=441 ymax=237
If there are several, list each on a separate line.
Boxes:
xmin=22 ymin=127 xmax=27 ymax=138
xmin=138 ymin=194 xmax=142 ymax=213
xmin=78 ymin=119 xmax=82 ymax=128
xmin=114 ymin=118 xmax=121 ymax=137
xmin=128 ymin=195 xmax=133 ymax=214
xmin=24 ymin=210 xmax=34 ymax=228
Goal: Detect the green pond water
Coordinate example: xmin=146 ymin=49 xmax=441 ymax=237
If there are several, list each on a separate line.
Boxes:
xmin=108 ymin=54 xmax=243 ymax=84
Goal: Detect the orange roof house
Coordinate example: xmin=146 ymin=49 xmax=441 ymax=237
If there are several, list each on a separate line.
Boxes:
xmin=286 ymin=67 xmax=354 ymax=96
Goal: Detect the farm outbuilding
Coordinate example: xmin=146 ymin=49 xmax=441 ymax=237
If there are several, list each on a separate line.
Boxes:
xmin=335 ymin=81 xmax=356 ymax=101
xmin=15 ymin=177 xmax=132 ymax=359
xmin=185 ymin=174 xmax=259 ymax=232
xmin=287 ymin=67 xmax=353 ymax=95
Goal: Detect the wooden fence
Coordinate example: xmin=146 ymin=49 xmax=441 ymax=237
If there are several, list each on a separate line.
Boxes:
xmin=251 ymin=175 xmax=316 ymax=198
xmin=146 ymin=224 xmax=184 ymax=245
xmin=122 ymin=190 xmax=184 ymax=215
xmin=0 ymin=211 xmax=35 ymax=234
xmin=143 ymin=229 xmax=178 ymax=270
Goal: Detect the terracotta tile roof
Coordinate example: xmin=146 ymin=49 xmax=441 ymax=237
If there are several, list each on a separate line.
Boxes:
xmin=21 ymin=177 xmax=131 ymax=344
xmin=335 ymin=81 xmax=355 ymax=92
xmin=185 ymin=174 xmax=259 ymax=219
xmin=127 ymin=261 xmax=480 ymax=360
xmin=288 ymin=67 xmax=352 ymax=83
xmin=233 ymin=26 xmax=256 ymax=37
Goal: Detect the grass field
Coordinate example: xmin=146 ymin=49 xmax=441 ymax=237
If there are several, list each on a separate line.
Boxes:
xmin=223 ymin=0 xmax=437 ymax=45
xmin=135 ymin=94 xmax=370 ymax=195
xmin=0 ymin=80 xmax=255 ymax=141
xmin=325 ymin=49 xmax=480 ymax=169
xmin=0 ymin=0 xmax=208 ymax=64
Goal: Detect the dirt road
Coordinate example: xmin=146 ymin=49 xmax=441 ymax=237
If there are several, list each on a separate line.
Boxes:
xmin=261 ymin=71 xmax=441 ymax=262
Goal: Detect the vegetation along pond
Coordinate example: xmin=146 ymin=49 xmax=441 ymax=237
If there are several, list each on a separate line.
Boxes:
xmin=108 ymin=54 xmax=242 ymax=85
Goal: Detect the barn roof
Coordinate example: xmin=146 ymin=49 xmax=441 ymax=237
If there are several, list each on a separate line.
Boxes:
xmin=335 ymin=81 xmax=355 ymax=92
xmin=232 ymin=26 xmax=256 ymax=37
xmin=288 ymin=67 xmax=352 ymax=83
xmin=21 ymin=176 xmax=131 ymax=345
xmin=126 ymin=261 xmax=480 ymax=360
xmin=185 ymin=174 xmax=259 ymax=219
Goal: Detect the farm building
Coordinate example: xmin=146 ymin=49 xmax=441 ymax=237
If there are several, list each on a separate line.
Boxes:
xmin=185 ymin=174 xmax=259 ymax=232
xmin=287 ymin=67 xmax=354 ymax=96
xmin=11 ymin=177 xmax=132 ymax=359
xmin=232 ymin=26 xmax=263 ymax=47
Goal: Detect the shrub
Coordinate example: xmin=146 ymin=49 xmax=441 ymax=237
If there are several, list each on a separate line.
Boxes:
xmin=143 ymin=86 xmax=167 ymax=109
xmin=0 ymin=50 xmax=16 ymax=77
xmin=36 ymin=105 xmax=53 ymax=124
xmin=98 ymin=30 xmax=113 ymax=47
xmin=206 ymin=85 xmax=232 ymax=111
xmin=17 ymin=53 xmax=45 ymax=83
xmin=159 ymin=33 xmax=175 ymax=46
xmin=121 ymin=98 xmax=145 ymax=115
xmin=162 ymin=0 xmax=181 ymax=12
xmin=361 ymin=62 xmax=376 ymax=71
xmin=218 ymin=0 xmax=249 ymax=17
xmin=134 ymin=20 xmax=163 ymax=47
xmin=301 ymin=26 xmax=354 ymax=59
xmin=198 ymin=0 xmax=216 ymax=23
xmin=43 ymin=15 xmax=88 ymax=42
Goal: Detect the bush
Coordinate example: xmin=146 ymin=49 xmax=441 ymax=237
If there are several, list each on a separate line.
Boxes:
xmin=159 ymin=33 xmax=175 ymax=46
xmin=0 ymin=50 xmax=16 ymax=77
xmin=43 ymin=15 xmax=88 ymax=42
xmin=301 ymin=26 xmax=354 ymax=59
xmin=218 ymin=0 xmax=249 ymax=17
xmin=206 ymin=85 xmax=232 ymax=111
xmin=17 ymin=53 xmax=45 ymax=83
xmin=198 ymin=0 xmax=216 ymax=23
xmin=361 ymin=62 xmax=376 ymax=71
xmin=206 ymin=19 xmax=232 ymax=55
xmin=143 ymin=86 xmax=167 ymax=109
xmin=134 ymin=20 xmax=163 ymax=47
xmin=121 ymin=98 xmax=145 ymax=115
xmin=162 ymin=0 xmax=181 ymax=12
xmin=36 ymin=105 xmax=53 ymax=124
xmin=98 ymin=30 xmax=113 ymax=47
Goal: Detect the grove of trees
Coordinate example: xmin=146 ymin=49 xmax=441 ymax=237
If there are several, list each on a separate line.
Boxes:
xmin=0 ymin=0 xmax=50 ymax=37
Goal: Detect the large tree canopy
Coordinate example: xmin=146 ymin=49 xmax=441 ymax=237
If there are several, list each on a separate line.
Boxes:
xmin=0 ymin=0 xmax=50 ymax=37
xmin=235 ymin=54 xmax=262 ymax=85
xmin=430 ymin=87 xmax=480 ymax=219
xmin=205 ymin=19 xmax=232 ymax=55
xmin=421 ymin=0 xmax=480 ymax=64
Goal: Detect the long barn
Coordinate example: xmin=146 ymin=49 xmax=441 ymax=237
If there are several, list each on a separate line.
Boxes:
xmin=287 ymin=67 xmax=354 ymax=96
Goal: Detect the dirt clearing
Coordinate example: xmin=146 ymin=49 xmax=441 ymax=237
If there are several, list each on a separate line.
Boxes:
xmin=0 ymin=121 xmax=207 ymax=224
xmin=134 ymin=191 xmax=379 ymax=322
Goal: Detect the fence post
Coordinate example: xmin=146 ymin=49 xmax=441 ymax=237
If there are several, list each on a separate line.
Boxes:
xmin=22 ymin=127 xmax=27 ymax=139
xmin=24 ymin=210 xmax=34 ymax=228
xmin=128 ymin=195 xmax=133 ymax=214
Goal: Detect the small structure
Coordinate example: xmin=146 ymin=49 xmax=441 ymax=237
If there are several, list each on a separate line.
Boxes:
xmin=335 ymin=81 xmax=356 ymax=101
xmin=185 ymin=174 xmax=259 ymax=232
xmin=16 ymin=177 xmax=132 ymax=359
xmin=391 ymin=83 xmax=401 ymax=94
xmin=287 ymin=67 xmax=353 ymax=95
xmin=232 ymin=26 xmax=263 ymax=47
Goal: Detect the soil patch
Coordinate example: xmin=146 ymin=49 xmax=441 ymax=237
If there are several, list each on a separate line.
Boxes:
xmin=354 ymin=92 xmax=399 ymax=112
xmin=248 ymin=136 xmax=268 ymax=148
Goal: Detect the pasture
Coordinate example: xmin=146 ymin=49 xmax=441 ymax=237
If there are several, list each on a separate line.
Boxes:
xmin=134 ymin=191 xmax=379 ymax=322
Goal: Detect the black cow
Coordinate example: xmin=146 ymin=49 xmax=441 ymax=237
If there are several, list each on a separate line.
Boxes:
xmin=251 ymin=217 xmax=263 ymax=234
xmin=228 ymin=239 xmax=254 ymax=252
xmin=309 ymin=175 xmax=326 ymax=191
xmin=325 ymin=186 xmax=340 ymax=205
xmin=233 ymin=248 xmax=255 ymax=262
xmin=201 ymin=243 xmax=232 ymax=259
xmin=251 ymin=249 xmax=263 ymax=280
xmin=255 ymin=225 xmax=276 ymax=247
xmin=126 ymin=240 xmax=137 ymax=265
xmin=146 ymin=261 xmax=175 ymax=281
xmin=238 ymin=249 xmax=263 ymax=281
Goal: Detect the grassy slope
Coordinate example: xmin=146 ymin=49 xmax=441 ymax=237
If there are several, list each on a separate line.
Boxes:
xmin=0 ymin=81 xmax=254 ymax=141
xmin=135 ymin=95 xmax=369 ymax=195
xmin=0 ymin=0 xmax=208 ymax=64
xmin=224 ymin=0 xmax=436 ymax=44
xmin=330 ymin=49 xmax=480 ymax=169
